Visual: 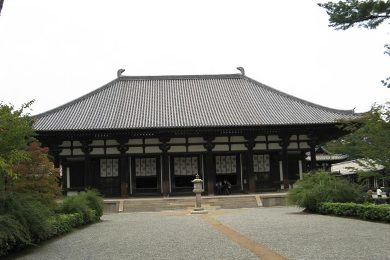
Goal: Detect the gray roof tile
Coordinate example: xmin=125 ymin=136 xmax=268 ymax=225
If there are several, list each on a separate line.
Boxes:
xmin=33 ymin=73 xmax=357 ymax=131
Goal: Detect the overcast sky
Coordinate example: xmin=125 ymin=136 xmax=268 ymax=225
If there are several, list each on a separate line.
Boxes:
xmin=0 ymin=0 xmax=389 ymax=115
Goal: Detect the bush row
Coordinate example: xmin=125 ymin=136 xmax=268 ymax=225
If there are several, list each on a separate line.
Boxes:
xmin=0 ymin=190 xmax=103 ymax=256
xmin=363 ymin=197 xmax=390 ymax=205
xmin=287 ymin=171 xmax=363 ymax=212
xmin=318 ymin=202 xmax=390 ymax=222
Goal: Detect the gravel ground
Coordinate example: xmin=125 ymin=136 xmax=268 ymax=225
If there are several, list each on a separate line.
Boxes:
xmin=11 ymin=212 xmax=258 ymax=260
xmin=215 ymin=207 xmax=390 ymax=260
xmin=9 ymin=207 xmax=390 ymax=260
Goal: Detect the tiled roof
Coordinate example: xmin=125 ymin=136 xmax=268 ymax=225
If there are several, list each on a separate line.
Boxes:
xmin=305 ymin=154 xmax=349 ymax=162
xmin=33 ymin=72 xmax=357 ymax=131
xmin=305 ymin=146 xmax=349 ymax=162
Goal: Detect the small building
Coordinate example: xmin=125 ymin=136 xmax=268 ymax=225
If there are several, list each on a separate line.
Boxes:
xmin=331 ymin=159 xmax=386 ymax=188
xmin=33 ymin=68 xmax=357 ymax=197
xmin=305 ymin=146 xmax=348 ymax=171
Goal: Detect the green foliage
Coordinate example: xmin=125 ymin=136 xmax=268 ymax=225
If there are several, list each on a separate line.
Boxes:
xmin=319 ymin=1 xmax=390 ymax=87
xmin=364 ymin=196 xmax=390 ymax=204
xmin=78 ymin=189 xmax=104 ymax=218
xmin=0 ymin=191 xmax=103 ymax=256
xmin=0 ymin=101 xmax=35 ymax=180
xmin=0 ymin=101 xmax=36 ymax=212
xmin=10 ymin=142 xmax=61 ymax=207
xmin=48 ymin=213 xmax=84 ymax=237
xmin=288 ymin=170 xmax=363 ymax=212
xmin=318 ymin=202 xmax=390 ymax=222
xmin=319 ymin=0 xmax=390 ymax=30
xmin=58 ymin=191 xmax=102 ymax=224
xmin=3 ymin=193 xmax=53 ymax=242
xmin=326 ymin=103 xmax=390 ymax=171
xmin=0 ymin=214 xmax=32 ymax=256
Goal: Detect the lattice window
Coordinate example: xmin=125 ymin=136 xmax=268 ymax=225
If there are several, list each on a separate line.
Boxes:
xmin=173 ymin=156 xmax=198 ymax=176
xmin=135 ymin=158 xmax=157 ymax=177
xmin=215 ymin=155 xmax=237 ymax=175
xmin=253 ymin=154 xmax=270 ymax=173
xmin=100 ymin=159 xmax=119 ymax=177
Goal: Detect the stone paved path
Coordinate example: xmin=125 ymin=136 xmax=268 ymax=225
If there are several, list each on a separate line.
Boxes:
xmin=9 ymin=207 xmax=390 ymax=260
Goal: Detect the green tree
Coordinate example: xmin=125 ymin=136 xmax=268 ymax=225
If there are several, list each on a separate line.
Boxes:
xmin=326 ymin=103 xmax=390 ymax=171
xmin=11 ymin=142 xmax=61 ymax=207
xmin=319 ymin=0 xmax=390 ymax=87
xmin=288 ymin=170 xmax=363 ymax=212
xmin=0 ymin=101 xmax=35 ymax=209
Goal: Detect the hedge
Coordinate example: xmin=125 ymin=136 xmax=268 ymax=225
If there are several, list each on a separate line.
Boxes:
xmin=318 ymin=202 xmax=390 ymax=222
xmin=48 ymin=213 xmax=85 ymax=237
xmin=0 ymin=190 xmax=103 ymax=257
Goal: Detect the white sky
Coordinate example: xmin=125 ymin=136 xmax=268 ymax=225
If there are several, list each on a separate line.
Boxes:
xmin=0 ymin=0 xmax=389 ymax=115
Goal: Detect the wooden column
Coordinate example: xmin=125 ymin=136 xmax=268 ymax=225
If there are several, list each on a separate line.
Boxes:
xmin=279 ymin=135 xmax=290 ymax=190
xmin=244 ymin=135 xmax=255 ymax=193
xmin=203 ymin=136 xmax=215 ymax=195
xmin=159 ymin=137 xmax=171 ymax=197
xmin=81 ymin=140 xmax=92 ymax=189
xmin=49 ymin=144 xmax=62 ymax=168
xmin=61 ymin=158 xmax=68 ymax=195
xmin=308 ymin=136 xmax=318 ymax=171
xmin=117 ymin=141 xmax=129 ymax=198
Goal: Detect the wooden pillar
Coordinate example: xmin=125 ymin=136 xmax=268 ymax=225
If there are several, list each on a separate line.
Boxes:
xmin=244 ymin=135 xmax=255 ymax=193
xmin=279 ymin=135 xmax=290 ymax=190
xmin=159 ymin=138 xmax=171 ymax=197
xmin=61 ymin=158 xmax=68 ymax=195
xmin=81 ymin=140 xmax=92 ymax=189
xmin=203 ymin=136 xmax=215 ymax=195
xmin=49 ymin=144 xmax=62 ymax=168
xmin=308 ymin=137 xmax=318 ymax=171
xmin=117 ymin=141 xmax=129 ymax=198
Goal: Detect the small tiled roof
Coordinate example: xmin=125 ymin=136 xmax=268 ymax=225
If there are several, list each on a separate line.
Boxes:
xmin=306 ymin=154 xmax=349 ymax=162
xmin=33 ymin=72 xmax=357 ymax=131
xmin=305 ymin=146 xmax=349 ymax=162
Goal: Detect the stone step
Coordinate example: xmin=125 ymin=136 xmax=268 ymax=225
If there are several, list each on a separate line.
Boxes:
xmin=104 ymin=193 xmax=287 ymax=213
xmin=121 ymin=196 xmax=258 ymax=212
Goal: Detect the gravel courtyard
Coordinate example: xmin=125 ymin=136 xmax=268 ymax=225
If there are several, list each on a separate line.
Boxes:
xmin=10 ymin=207 xmax=390 ymax=260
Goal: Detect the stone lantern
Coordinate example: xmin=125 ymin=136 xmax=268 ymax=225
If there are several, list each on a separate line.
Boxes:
xmin=191 ymin=174 xmax=208 ymax=214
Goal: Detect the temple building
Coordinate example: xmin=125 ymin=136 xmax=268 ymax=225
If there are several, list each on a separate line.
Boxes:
xmin=33 ymin=68 xmax=357 ymax=197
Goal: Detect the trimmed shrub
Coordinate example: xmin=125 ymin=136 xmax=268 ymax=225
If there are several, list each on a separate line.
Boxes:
xmin=3 ymin=193 xmax=53 ymax=241
xmin=288 ymin=170 xmax=363 ymax=212
xmin=48 ymin=213 xmax=84 ymax=237
xmin=363 ymin=197 xmax=390 ymax=205
xmin=0 ymin=214 xmax=31 ymax=256
xmin=57 ymin=190 xmax=103 ymax=224
xmin=78 ymin=190 xmax=104 ymax=219
xmin=58 ymin=195 xmax=95 ymax=224
xmin=318 ymin=202 xmax=390 ymax=222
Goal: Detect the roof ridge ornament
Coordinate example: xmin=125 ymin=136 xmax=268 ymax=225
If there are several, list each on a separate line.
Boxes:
xmin=117 ymin=69 xmax=125 ymax=78
xmin=236 ymin=67 xmax=245 ymax=75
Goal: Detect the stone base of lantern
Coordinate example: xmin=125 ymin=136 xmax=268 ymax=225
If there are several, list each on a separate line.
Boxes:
xmin=191 ymin=207 xmax=208 ymax=214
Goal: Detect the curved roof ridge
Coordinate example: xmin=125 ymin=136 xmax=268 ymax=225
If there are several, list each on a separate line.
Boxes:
xmin=243 ymin=75 xmax=355 ymax=115
xmin=118 ymin=73 xmax=242 ymax=81
xmin=33 ymin=78 xmax=120 ymax=118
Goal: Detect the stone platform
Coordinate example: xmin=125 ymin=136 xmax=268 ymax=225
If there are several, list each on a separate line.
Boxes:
xmin=103 ymin=192 xmax=287 ymax=213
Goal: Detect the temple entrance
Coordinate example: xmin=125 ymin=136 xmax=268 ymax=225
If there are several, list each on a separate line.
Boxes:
xmin=98 ymin=158 xmax=121 ymax=197
xmin=131 ymin=156 xmax=160 ymax=195
xmin=254 ymin=153 xmax=278 ymax=191
xmin=67 ymin=160 xmax=85 ymax=191
xmin=170 ymin=155 xmax=200 ymax=194
xmin=214 ymin=154 xmax=240 ymax=194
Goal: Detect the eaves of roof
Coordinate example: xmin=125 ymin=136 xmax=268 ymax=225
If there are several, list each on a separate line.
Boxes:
xmin=32 ymin=72 xmax=359 ymax=132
